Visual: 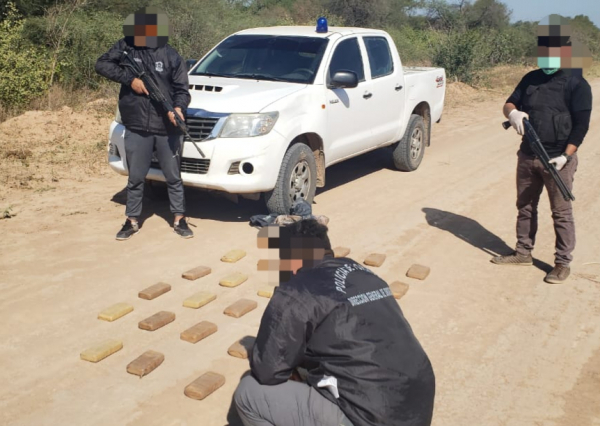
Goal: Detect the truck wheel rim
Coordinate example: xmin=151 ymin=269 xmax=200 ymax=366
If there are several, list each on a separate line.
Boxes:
xmin=289 ymin=160 xmax=311 ymax=203
xmin=410 ymin=128 xmax=423 ymax=160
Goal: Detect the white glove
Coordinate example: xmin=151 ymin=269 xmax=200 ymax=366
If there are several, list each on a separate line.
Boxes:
xmin=549 ymin=155 xmax=568 ymax=171
xmin=508 ymin=109 xmax=529 ymax=135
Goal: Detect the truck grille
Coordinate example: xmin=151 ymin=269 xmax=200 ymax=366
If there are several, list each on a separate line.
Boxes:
xmin=185 ymin=117 xmax=219 ymax=141
xmin=150 ymin=158 xmax=210 ymax=175
xmin=181 ymin=158 xmax=210 ymax=174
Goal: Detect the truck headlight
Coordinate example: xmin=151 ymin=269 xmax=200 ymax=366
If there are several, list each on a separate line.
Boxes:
xmin=220 ymin=112 xmax=279 ymax=138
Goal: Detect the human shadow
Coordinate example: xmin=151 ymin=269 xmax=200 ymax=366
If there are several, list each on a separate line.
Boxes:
xmin=422 ymin=207 xmax=552 ymax=272
xmin=110 ymin=183 xmax=263 ymax=227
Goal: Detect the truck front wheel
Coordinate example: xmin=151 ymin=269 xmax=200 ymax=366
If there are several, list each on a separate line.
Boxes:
xmin=393 ymin=114 xmax=426 ymax=172
xmin=264 ymin=143 xmax=317 ymax=215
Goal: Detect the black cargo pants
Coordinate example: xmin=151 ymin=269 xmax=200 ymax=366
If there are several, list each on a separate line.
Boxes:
xmin=124 ymin=129 xmax=185 ymax=218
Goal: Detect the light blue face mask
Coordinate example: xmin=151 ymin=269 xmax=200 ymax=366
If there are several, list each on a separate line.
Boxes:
xmin=542 ymin=68 xmax=560 ymax=75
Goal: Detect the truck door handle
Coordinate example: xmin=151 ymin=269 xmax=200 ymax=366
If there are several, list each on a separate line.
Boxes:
xmin=363 ymin=92 xmax=373 ymax=99
xmin=395 ymin=84 xmax=403 ymax=91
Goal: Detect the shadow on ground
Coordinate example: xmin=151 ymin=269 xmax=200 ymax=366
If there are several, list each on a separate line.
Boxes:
xmin=422 ymin=207 xmax=552 ymax=273
xmin=111 ymin=183 xmax=263 ymax=226
xmin=111 ymin=146 xmax=397 ymax=225
xmin=316 ymin=147 xmax=396 ymax=196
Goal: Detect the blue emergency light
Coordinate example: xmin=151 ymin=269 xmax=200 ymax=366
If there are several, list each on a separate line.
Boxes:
xmin=316 ymin=17 xmax=328 ymax=33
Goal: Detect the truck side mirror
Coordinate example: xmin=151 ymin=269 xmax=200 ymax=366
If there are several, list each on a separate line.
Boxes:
xmin=328 ymin=71 xmax=358 ymax=89
xmin=186 ymin=59 xmax=198 ymax=71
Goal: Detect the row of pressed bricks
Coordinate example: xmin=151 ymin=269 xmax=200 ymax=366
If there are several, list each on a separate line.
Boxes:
xmin=80 ymin=250 xmax=259 ymax=400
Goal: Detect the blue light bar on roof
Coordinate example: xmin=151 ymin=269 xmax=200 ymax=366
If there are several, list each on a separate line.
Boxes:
xmin=316 ymin=17 xmax=328 ymax=33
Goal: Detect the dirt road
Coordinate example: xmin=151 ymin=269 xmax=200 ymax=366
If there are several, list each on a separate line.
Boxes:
xmin=1 ymin=80 xmax=599 ymax=426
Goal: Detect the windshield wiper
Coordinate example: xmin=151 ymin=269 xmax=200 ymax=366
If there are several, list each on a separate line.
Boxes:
xmin=235 ymin=73 xmax=288 ymax=82
xmin=194 ymin=72 xmax=232 ymax=78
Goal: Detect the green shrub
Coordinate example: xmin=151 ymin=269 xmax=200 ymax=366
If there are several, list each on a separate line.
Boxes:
xmin=387 ymin=26 xmax=441 ymax=66
xmin=432 ymin=29 xmax=487 ymax=83
xmin=0 ymin=2 xmax=51 ymax=108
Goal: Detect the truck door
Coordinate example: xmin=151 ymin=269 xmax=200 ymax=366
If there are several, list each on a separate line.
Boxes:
xmin=362 ymin=36 xmax=405 ymax=145
xmin=325 ymin=37 xmax=374 ymax=163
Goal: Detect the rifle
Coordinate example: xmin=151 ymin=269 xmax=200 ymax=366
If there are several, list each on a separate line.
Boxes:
xmin=120 ymin=49 xmax=205 ymax=158
xmin=502 ymin=118 xmax=575 ymax=201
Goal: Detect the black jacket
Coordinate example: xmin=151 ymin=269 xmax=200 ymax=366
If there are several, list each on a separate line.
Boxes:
xmin=251 ymin=256 xmax=435 ymax=426
xmin=95 ymin=39 xmax=191 ymax=135
xmin=507 ymin=69 xmax=592 ymax=157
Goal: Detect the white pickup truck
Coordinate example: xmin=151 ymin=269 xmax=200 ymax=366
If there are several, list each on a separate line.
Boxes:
xmin=108 ymin=24 xmax=446 ymax=214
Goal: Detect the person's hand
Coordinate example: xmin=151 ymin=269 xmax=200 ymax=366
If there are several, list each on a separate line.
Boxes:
xmin=131 ymin=78 xmax=149 ymax=95
xmin=508 ymin=109 xmax=529 ymax=135
xmin=168 ymin=107 xmax=184 ymax=127
xmin=549 ymin=155 xmax=568 ymax=171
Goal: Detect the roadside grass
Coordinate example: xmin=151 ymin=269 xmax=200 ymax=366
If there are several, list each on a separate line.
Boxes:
xmin=1 ymin=205 xmax=16 ymax=219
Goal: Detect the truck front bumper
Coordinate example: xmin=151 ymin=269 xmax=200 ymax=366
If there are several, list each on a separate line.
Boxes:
xmin=107 ymin=120 xmax=285 ymax=194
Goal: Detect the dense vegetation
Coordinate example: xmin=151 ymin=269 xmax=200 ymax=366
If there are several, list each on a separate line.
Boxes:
xmin=1 ymin=0 xmax=598 ymax=116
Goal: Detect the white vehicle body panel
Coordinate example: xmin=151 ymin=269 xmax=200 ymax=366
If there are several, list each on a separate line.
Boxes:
xmin=107 ymin=25 xmax=446 ymax=194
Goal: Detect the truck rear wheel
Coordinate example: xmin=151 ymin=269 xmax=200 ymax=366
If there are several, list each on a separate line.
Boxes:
xmin=265 ymin=143 xmax=317 ymax=215
xmin=393 ymin=114 xmax=426 ymax=172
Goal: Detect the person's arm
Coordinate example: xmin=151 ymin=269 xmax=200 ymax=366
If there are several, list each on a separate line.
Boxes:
xmin=504 ymin=76 xmax=528 ymax=135
xmin=167 ymin=48 xmax=191 ymax=125
xmin=566 ymin=80 xmax=593 ymax=156
xmin=503 ymin=102 xmax=517 ymax=118
xmin=95 ymin=40 xmax=135 ymax=87
xmin=250 ymin=288 xmax=313 ymax=385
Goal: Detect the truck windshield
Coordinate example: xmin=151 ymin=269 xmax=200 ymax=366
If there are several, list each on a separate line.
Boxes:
xmin=192 ymin=35 xmax=329 ymax=84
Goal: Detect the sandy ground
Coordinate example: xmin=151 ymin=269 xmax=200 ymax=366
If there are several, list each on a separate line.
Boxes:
xmin=1 ymin=80 xmax=599 ymax=426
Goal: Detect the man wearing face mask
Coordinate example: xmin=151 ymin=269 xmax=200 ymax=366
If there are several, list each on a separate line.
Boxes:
xmin=492 ymin=15 xmax=592 ymax=284
xmin=95 ymin=7 xmax=192 ymax=240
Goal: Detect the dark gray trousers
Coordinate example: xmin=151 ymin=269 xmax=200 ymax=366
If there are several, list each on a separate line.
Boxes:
xmin=515 ymin=150 xmax=578 ymax=265
xmin=234 ymin=376 xmax=354 ymax=426
xmin=124 ymin=129 xmax=185 ymax=218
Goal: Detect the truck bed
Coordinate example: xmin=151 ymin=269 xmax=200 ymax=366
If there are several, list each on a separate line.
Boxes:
xmin=403 ymin=67 xmax=446 ymax=124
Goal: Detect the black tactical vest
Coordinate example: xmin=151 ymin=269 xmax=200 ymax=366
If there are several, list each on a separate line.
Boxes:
xmin=521 ymin=72 xmax=573 ymax=146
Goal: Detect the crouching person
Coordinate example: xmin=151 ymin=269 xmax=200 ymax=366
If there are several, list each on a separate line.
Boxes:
xmin=234 ymin=219 xmax=435 ymax=426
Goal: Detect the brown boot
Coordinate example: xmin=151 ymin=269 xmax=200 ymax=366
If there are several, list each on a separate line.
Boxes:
xmin=491 ymin=252 xmax=533 ymax=266
xmin=544 ymin=264 xmax=571 ymax=284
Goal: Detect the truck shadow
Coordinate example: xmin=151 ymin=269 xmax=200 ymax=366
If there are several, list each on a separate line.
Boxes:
xmin=110 ymin=184 xmax=262 ymax=226
xmin=316 ymin=146 xmax=395 ymax=195
xmin=422 ymin=207 xmax=553 ymax=273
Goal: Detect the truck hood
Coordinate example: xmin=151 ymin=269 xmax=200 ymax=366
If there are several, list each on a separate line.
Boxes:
xmin=187 ymin=76 xmax=307 ymax=114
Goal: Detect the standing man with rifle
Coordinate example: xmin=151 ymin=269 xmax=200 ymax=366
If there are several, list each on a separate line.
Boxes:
xmin=95 ymin=7 xmax=193 ymax=240
xmin=492 ymin=14 xmax=593 ymax=284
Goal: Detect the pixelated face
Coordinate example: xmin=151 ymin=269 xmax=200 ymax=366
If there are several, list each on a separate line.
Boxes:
xmin=123 ymin=7 xmax=169 ymax=48
xmin=537 ymin=14 xmax=592 ymax=70
xmin=257 ymin=226 xmax=326 ymax=284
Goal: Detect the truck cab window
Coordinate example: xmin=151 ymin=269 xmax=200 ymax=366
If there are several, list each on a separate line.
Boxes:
xmin=364 ymin=37 xmax=393 ymax=79
xmin=329 ymin=38 xmax=365 ymax=82
xmin=192 ymin=35 xmax=328 ymax=84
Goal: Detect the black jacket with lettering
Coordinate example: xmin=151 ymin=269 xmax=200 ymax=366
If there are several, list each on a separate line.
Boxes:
xmin=251 ymin=256 xmax=435 ymax=426
xmin=95 ymin=38 xmax=191 ymax=136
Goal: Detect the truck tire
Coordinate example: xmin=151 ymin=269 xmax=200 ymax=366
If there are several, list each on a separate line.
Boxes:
xmin=393 ymin=114 xmax=426 ymax=172
xmin=265 ymin=143 xmax=317 ymax=215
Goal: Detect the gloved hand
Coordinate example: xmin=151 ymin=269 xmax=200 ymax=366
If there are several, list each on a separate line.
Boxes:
xmin=508 ymin=109 xmax=529 ymax=135
xmin=549 ymin=155 xmax=568 ymax=171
